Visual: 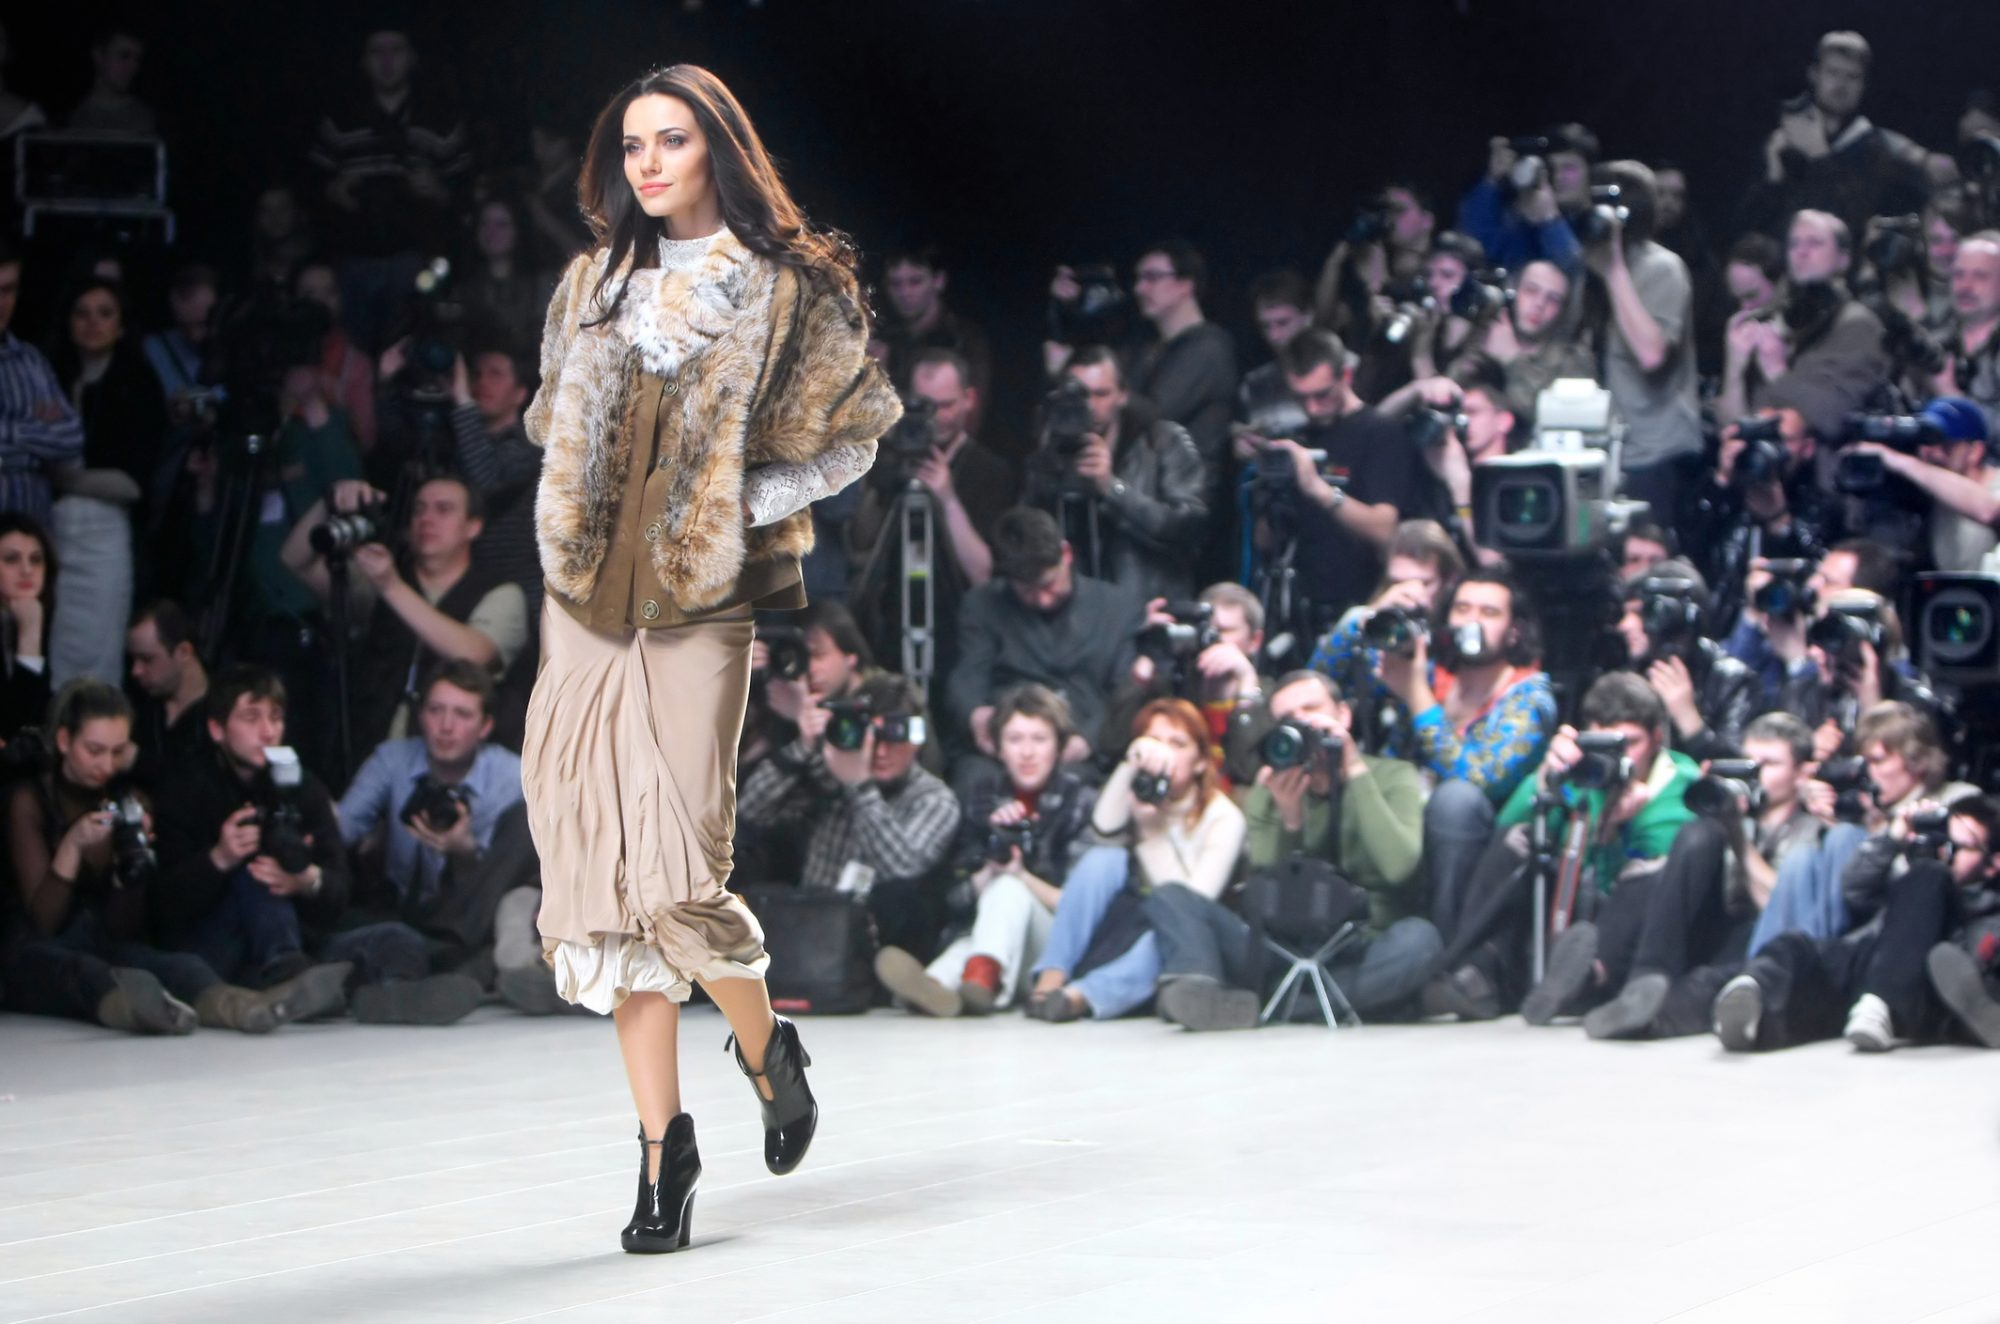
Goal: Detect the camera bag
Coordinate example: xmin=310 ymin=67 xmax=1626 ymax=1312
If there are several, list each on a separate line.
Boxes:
xmin=740 ymin=884 xmax=877 ymax=1014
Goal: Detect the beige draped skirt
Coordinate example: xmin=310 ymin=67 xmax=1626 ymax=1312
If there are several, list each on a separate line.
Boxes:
xmin=521 ymin=595 xmax=770 ymax=1011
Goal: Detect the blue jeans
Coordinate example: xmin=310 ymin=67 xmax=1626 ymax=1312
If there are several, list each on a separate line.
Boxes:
xmin=1749 ymin=823 xmax=1867 ymax=956
xmin=2 ymin=911 xmax=220 ymax=1022
xmin=1030 ymin=846 xmax=1160 ymax=1019
xmin=183 ymin=868 xmax=306 ymax=986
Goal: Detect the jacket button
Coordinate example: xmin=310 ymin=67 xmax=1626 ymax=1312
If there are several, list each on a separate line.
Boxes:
xmin=641 ymin=599 xmax=661 ymax=621
xmin=644 ymin=522 xmax=663 ymax=543
xmin=664 ymin=381 xmax=679 ymax=396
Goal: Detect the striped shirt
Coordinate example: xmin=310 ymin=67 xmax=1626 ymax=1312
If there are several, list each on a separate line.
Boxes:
xmin=0 ymin=332 xmax=85 ymax=524
xmin=739 ymin=740 xmax=963 ymax=890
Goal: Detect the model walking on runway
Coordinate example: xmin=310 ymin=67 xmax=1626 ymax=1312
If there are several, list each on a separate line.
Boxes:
xmin=519 ymin=63 xmax=901 ymax=1253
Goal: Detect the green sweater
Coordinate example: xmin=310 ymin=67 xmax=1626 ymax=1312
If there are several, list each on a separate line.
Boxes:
xmin=1242 ymin=753 xmax=1426 ymax=931
xmin=1497 ymin=747 xmax=1700 ymax=893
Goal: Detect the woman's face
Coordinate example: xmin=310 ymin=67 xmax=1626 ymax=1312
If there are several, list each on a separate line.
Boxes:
xmin=1142 ymin=715 xmax=1201 ymax=797
xmin=0 ymin=532 xmax=46 ymax=601
xmin=622 ymin=93 xmax=715 ymax=227
xmin=999 ymin=714 xmax=1059 ymax=794
xmin=475 ymin=202 xmax=518 ymax=260
xmin=70 ymin=289 xmax=122 ymax=355
xmin=170 ymin=282 xmax=216 ymax=330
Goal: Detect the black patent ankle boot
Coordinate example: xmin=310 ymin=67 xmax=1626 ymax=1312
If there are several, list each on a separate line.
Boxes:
xmin=621 ymin=1113 xmax=700 ymax=1253
xmin=728 ymin=1016 xmax=817 ymax=1175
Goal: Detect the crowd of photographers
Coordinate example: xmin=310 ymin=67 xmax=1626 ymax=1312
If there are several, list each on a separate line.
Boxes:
xmin=3 ymin=23 xmax=1999 ymax=1056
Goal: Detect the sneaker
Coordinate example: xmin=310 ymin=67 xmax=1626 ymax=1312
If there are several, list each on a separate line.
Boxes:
xmin=1712 ymin=974 xmax=1762 ymax=1052
xmin=351 ymin=972 xmax=484 ymax=1026
xmin=1928 ymin=943 xmax=2000 ymax=1049
xmin=98 ymin=968 xmax=197 ymax=1036
xmin=1027 ymin=987 xmax=1087 ymax=1022
xmin=1584 ymin=970 xmax=1670 ymax=1040
xmin=266 ymin=961 xmax=352 ymax=1024
xmin=1843 ymin=992 xmax=1896 ymax=1053
xmin=1158 ymin=977 xmax=1260 ymax=1032
xmin=958 ymin=955 xmax=1002 ymax=1017
xmin=1424 ymin=964 xmax=1500 ymax=1021
xmin=1522 ymin=922 xmax=1598 ymax=1026
xmin=874 ymin=947 xmax=960 ymax=1018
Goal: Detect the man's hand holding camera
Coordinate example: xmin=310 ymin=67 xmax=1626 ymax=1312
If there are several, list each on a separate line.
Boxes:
xmin=407 ymin=797 xmax=478 ymax=860
xmin=1537 ymin=725 xmax=1585 ymax=795
xmin=972 ymin=800 xmax=1033 ymax=894
xmin=211 ymin=803 xmax=320 ymax=896
xmin=1646 ymin=654 xmax=1703 ymax=737
xmin=1124 ymin=734 xmax=1177 ymax=827
xmin=1268 ymin=437 xmax=1340 ymax=510
xmin=822 ymin=723 xmax=874 ymax=788
xmin=912 ymin=445 xmax=959 ymax=503
xmin=1071 ymin=431 xmax=1116 ymax=497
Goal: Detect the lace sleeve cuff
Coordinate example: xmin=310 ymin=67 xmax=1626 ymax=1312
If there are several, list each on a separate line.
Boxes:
xmin=744 ymin=443 xmax=875 ymax=527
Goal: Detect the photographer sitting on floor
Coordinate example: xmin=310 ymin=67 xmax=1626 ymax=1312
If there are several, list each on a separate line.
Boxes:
xmin=335 ymin=660 xmax=543 ymax=1011
xmin=873 ymin=684 xmax=1100 ymax=1017
xmin=1425 ymin=672 xmax=1698 ymax=1020
xmin=737 ymin=670 xmax=962 ymax=960
xmin=151 ymin=666 xmax=484 ymax=1025
xmin=1146 ymin=670 xmax=1437 ymax=1031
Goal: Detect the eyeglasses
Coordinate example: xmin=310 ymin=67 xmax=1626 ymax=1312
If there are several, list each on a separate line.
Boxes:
xmin=1134 ymin=269 xmax=1179 ymax=284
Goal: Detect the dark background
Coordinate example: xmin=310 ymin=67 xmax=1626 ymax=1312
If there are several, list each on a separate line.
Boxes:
xmin=10 ymin=0 xmax=2000 ymax=427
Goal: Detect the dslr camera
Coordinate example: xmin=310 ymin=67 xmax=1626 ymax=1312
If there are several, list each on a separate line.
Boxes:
xmin=1685 ymin=757 xmax=1763 ymax=820
xmin=399 ymin=774 xmax=470 ymax=833
xmin=1259 ymin=720 xmax=1344 ymax=774
xmin=1730 ymin=415 xmax=1788 ymax=488
xmin=105 ymin=791 xmax=156 ymax=889
xmin=753 ymin=621 xmax=809 ymax=682
xmin=1752 ymin=557 xmax=1816 ymax=619
xmin=1863 ymin=214 xmax=1925 ymax=277
xmin=1039 ymin=376 xmax=1098 ymax=470
xmin=1818 ymin=755 xmax=1874 ymax=824
xmin=255 ymin=746 xmax=315 ymax=874
xmin=984 ymin=819 xmax=1038 ymax=866
xmin=1635 ymin=576 xmax=1703 ymax=648
xmin=821 ymin=696 xmax=926 ymax=752
xmin=1131 ymin=767 xmax=1174 ymax=805
xmin=1838 ymin=411 xmax=1938 ymax=495
xmin=1047 ymin=263 xmax=1130 ymax=346
xmin=1362 ymin=604 xmax=1428 ymax=657
xmin=397 ymin=257 xmax=466 ymax=404
xmin=1557 ymin=731 xmax=1634 ymax=791
xmin=1407 ymin=406 xmax=1470 ymax=450
xmin=1807 ymin=600 xmax=1887 ymax=668
xmin=1573 ymin=184 xmax=1630 ymax=246
xmin=310 ymin=493 xmax=393 ymax=558
xmin=1142 ymin=600 xmax=1221 ymax=660
xmin=1900 ymin=806 xmax=1954 ymax=862
xmin=869 ymin=393 xmax=939 ymax=494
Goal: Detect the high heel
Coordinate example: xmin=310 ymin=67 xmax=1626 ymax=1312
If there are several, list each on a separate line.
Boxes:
xmin=726 ymin=1015 xmax=818 ymax=1175
xmin=621 ymin=1113 xmax=700 ymax=1253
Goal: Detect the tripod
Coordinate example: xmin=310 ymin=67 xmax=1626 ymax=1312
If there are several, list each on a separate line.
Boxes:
xmin=196 ymin=430 xmax=275 ymax=664
xmin=324 ymin=550 xmax=357 ymax=786
xmin=894 ymin=482 xmax=937 ymax=700
xmin=1055 ymin=487 xmax=1104 ymax=580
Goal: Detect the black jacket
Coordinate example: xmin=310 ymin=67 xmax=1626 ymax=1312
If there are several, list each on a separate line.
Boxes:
xmin=946 ymin=574 xmax=1146 ymax=757
xmin=149 ymin=745 xmax=351 ymax=945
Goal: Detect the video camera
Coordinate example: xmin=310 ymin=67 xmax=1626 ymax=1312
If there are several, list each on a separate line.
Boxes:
xmin=1473 ymin=379 xmax=1643 ymax=558
xmin=1913 ymin=572 xmax=2000 ymax=684
xmin=399 ymin=774 xmax=470 ymax=833
xmin=254 ymin=746 xmax=315 ymax=874
xmin=1556 ymin=731 xmax=1634 ymax=792
xmin=1730 ymin=415 xmax=1788 ymax=488
xmin=1685 ymin=757 xmax=1763 ymax=819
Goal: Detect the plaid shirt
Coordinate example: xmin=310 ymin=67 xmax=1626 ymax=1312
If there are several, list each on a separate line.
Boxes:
xmin=739 ymin=739 xmax=962 ymax=890
xmin=0 ymin=332 xmax=85 ymax=524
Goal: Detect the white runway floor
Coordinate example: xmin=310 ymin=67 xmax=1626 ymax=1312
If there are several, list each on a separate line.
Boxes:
xmin=1 ymin=1004 xmax=1996 ymax=1323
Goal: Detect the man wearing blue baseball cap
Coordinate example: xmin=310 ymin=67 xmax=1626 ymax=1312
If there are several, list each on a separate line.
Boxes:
xmin=1846 ymin=396 xmax=2000 ymax=571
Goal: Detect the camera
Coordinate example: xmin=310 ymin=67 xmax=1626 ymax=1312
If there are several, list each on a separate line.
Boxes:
xmin=1344 ymin=204 xmax=1391 ymax=247
xmin=1818 ymin=755 xmax=1873 ymax=824
xmin=1685 ymin=757 xmax=1763 ymax=820
xmin=1864 ymin=214 xmax=1925 ymax=275
xmin=1143 ymin=600 xmax=1221 ymax=660
xmin=1040 ymin=377 xmax=1097 ymax=461
xmin=1131 ymin=768 xmax=1173 ymax=805
xmin=1047 ymin=263 xmax=1130 ymax=346
xmin=106 ymin=792 xmax=156 ymax=888
xmin=1558 ymin=731 xmax=1634 ymax=791
xmin=1382 ymin=295 xmax=1433 ymax=347
xmin=755 ymin=622 xmax=809 ymax=682
xmin=1635 ymin=576 xmax=1703 ymax=646
xmin=1913 ymin=572 xmax=2000 ymax=683
xmin=310 ymin=496 xmax=391 ymax=557
xmin=984 ymin=820 xmax=1037 ymax=866
xmin=1499 ymin=136 xmax=1553 ymax=201
xmin=1474 ymin=450 xmax=1612 ymax=556
xmin=1730 ymin=415 xmax=1788 ymax=487
xmin=1259 ymin=720 xmax=1344 ymax=774
xmin=870 ymin=393 xmax=939 ymax=493
xmin=1362 ymin=604 xmax=1429 ymax=657
xmin=254 ymin=746 xmax=315 ymax=875
xmin=1807 ymin=600 xmax=1887 ymax=668
xmin=1837 ymin=411 xmax=1938 ymax=495
xmin=1902 ymin=806 xmax=1954 ymax=862
xmin=399 ymin=774 xmax=470 ymax=833
xmin=822 ymin=696 xmax=925 ymax=752
xmin=1449 ymin=277 xmax=1505 ymax=323
xmin=1573 ymin=184 xmax=1629 ymax=246
xmin=1752 ymin=558 xmax=1816 ymax=619
xmin=398 ymin=257 xmax=465 ymax=402
xmin=1407 ymin=407 xmax=1469 ymax=449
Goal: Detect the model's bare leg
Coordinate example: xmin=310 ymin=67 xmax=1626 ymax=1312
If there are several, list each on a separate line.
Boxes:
xmin=613 ymin=992 xmax=681 ymax=1179
xmin=698 ymin=975 xmax=775 ymax=1100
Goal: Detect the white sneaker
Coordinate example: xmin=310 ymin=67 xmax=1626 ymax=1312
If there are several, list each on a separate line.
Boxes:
xmin=1712 ymin=974 xmax=1763 ymax=1051
xmin=1843 ymin=992 xmax=1896 ymax=1052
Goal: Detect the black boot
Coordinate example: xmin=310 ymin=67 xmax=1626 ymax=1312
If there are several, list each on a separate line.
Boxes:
xmin=621 ymin=1113 xmax=700 ymax=1254
xmin=728 ymin=1016 xmax=817 ymax=1175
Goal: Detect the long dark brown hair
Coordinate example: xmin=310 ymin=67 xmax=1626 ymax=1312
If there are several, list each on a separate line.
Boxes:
xmin=576 ymin=64 xmax=858 ymax=323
